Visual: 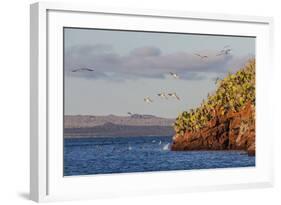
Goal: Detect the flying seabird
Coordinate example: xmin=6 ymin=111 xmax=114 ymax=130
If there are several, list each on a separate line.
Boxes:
xmin=72 ymin=68 xmax=94 ymax=72
xmin=169 ymin=72 xmax=180 ymax=79
xmin=216 ymin=48 xmax=232 ymax=56
xmin=157 ymin=92 xmax=168 ymax=99
xmin=194 ymin=53 xmax=208 ymax=59
xmin=144 ymin=97 xmax=153 ymax=103
xmin=168 ymin=92 xmax=180 ymax=100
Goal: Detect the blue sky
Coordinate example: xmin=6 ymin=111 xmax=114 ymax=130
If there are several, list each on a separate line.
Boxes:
xmin=64 ymin=28 xmax=255 ymax=118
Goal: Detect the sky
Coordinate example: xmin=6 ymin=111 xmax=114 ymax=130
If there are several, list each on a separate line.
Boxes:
xmin=64 ymin=28 xmax=255 ymax=118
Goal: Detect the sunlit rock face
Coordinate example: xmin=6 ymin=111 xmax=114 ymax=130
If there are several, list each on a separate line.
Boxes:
xmin=171 ymin=103 xmax=255 ymax=156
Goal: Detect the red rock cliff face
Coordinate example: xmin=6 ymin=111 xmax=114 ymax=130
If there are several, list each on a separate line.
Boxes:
xmin=171 ymin=103 xmax=255 ymax=156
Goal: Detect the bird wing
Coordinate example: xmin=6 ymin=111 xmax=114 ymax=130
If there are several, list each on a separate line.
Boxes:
xmin=85 ymin=68 xmax=94 ymax=71
xmin=80 ymin=68 xmax=94 ymax=71
xmin=174 ymin=74 xmax=179 ymax=78
xmin=72 ymin=68 xmax=94 ymax=72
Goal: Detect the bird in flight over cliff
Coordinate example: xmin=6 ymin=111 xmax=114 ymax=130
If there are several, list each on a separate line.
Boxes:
xmin=216 ymin=49 xmax=232 ymax=56
xmin=216 ymin=46 xmax=232 ymax=56
xmin=194 ymin=53 xmax=208 ymax=59
xmin=72 ymin=68 xmax=94 ymax=72
xmin=169 ymin=72 xmax=180 ymax=79
xmin=168 ymin=92 xmax=180 ymax=100
xmin=144 ymin=97 xmax=153 ymax=103
xmin=157 ymin=92 xmax=168 ymax=99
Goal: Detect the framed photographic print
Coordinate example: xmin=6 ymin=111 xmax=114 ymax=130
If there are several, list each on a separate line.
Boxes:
xmin=30 ymin=2 xmax=274 ymax=202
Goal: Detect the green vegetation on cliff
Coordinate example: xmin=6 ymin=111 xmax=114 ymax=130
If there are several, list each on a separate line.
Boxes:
xmin=173 ymin=59 xmax=255 ymax=136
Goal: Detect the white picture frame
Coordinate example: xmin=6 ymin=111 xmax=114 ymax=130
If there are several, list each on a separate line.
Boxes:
xmin=30 ymin=2 xmax=274 ymax=202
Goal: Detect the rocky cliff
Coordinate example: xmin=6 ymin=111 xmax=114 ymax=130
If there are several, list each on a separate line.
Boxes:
xmin=171 ymin=59 xmax=255 ymax=156
xmin=171 ymin=102 xmax=255 ymax=156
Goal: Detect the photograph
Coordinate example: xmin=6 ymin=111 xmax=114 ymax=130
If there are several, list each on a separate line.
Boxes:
xmin=63 ymin=27 xmax=256 ymax=176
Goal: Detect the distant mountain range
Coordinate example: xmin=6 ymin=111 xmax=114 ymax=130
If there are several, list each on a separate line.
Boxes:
xmin=64 ymin=114 xmax=175 ymax=137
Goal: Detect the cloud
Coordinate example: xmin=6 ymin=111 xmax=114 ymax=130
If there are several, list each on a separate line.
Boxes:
xmin=65 ymin=44 xmax=252 ymax=81
xmin=130 ymin=47 xmax=161 ymax=57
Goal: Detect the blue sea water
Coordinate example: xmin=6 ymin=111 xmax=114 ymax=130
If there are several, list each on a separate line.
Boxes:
xmin=64 ymin=136 xmax=255 ymax=176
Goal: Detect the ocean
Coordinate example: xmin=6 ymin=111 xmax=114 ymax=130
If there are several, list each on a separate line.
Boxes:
xmin=64 ymin=136 xmax=255 ymax=176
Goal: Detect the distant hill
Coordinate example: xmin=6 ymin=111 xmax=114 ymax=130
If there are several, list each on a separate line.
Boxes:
xmin=64 ymin=114 xmax=175 ymax=137
xmin=64 ymin=114 xmax=174 ymax=128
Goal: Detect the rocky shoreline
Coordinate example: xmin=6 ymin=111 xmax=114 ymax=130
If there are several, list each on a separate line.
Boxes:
xmin=171 ymin=102 xmax=255 ymax=156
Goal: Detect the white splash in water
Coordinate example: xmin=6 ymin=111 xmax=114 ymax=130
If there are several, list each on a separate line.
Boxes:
xmin=159 ymin=140 xmax=162 ymax=145
xmin=163 ymin=143 xmax=170 ymax=151
xmin=128 ymin=146 xmax=132 ymax=151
